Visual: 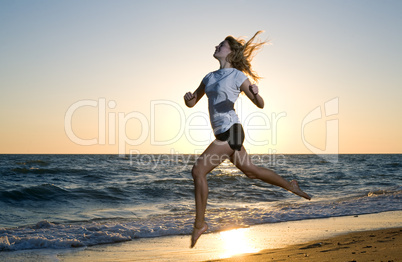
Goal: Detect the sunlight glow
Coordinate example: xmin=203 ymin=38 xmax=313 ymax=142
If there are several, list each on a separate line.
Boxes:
xmin=218 ymin=228 xmax=261 ymax=259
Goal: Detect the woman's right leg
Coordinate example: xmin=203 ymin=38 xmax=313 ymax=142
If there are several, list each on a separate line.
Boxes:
xmin=191 ymin=140 xmax=234 ymax=248
xmin=230 ymin=146 xmax=311 ymax=200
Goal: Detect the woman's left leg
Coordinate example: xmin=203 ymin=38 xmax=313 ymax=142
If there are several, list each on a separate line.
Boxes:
xmin=229 ymin=146 xmax=311 ymax=200
xmin=191 ymin=139 xmax=235 ymax=248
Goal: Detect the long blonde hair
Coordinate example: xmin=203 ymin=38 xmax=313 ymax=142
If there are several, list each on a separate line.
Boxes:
xmin=225 ymin=30 xmax=267 ymax=83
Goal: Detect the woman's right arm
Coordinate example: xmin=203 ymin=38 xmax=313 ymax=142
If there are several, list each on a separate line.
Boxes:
xmin=184 ymin=82 xmax=205 ymax=108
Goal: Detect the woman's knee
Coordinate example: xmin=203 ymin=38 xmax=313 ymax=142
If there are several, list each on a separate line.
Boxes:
xmin=191 ymin=165 xmax=205 ymax=180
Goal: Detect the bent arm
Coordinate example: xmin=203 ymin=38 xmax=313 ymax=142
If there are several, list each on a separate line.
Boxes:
xmin=184 ymin=81 xmax=205 ymax=108
xmin=240 ymin=79 xmax=264 ymax=109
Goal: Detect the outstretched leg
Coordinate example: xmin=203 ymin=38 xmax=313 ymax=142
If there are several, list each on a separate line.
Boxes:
xmin=191 ymin=140 xmax=235 ymax=248
xmin=229 ymin=147 xmax=311 ymax=200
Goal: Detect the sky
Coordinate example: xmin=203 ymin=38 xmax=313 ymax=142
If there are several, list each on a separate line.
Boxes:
xmin=0 ymin=0 xmax=401 ymax=155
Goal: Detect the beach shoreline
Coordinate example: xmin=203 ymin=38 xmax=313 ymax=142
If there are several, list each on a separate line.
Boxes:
xmin=1 ymin=210 xmax=401 ymax=261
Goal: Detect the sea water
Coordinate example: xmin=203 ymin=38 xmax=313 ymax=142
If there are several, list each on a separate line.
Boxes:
xmin=0 ymin=154 xmax=401 ymax=251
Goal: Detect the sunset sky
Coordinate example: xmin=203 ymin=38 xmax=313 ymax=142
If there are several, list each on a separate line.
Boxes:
xmin=1 ymin=0 xmax=401 ymax=154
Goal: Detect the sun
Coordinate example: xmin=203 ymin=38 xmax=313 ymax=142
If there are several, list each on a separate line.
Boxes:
xmin=218 ymin=228 xmax=261 ymax=259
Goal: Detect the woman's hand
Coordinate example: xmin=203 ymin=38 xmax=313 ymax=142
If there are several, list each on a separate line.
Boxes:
xmin=249 ymin=84 xmax=259 ymax=96
xmin=184 ymin=82 xmax=206 ymax=108
xmin=184 ymin=91 xmax=196 ymax=108
xmin=184 ymin=92 xmax=195 ymax=102
xmin=240 ymin=79 xmax=264 ymax=109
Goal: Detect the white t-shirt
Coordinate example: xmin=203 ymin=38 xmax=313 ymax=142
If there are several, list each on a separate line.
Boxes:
xmin=202 ymin=68 xmax=248 ymax=135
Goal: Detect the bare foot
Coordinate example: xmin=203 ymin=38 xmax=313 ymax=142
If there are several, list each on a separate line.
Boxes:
xmin=289 ymin=180 xmax=311 ymax=200
xmin=190 ymin=222 xmax=208 ymax=248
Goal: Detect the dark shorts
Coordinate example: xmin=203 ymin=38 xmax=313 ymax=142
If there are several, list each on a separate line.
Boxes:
xmin=214 ymin=123 xmax=245 ymax=151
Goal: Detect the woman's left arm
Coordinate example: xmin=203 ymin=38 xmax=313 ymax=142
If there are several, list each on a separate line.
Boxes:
xmin=240 ymin=79 xmax=264 ymax=109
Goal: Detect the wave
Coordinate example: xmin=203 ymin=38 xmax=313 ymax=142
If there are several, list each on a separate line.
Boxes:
xmin=0 ymin=216 xmax=190 ymax=251
xmin=16 ymin=160 xmax=50 ymax=166
xmin=0 ymin=187 xmax=400 ymax=252
xmin=0 ymin=184 xmax=68 ymax=202
xmin=0 ymin=184 xmax=126 ymax=203
xmin=10 ymin=167 xmax=88 ymax=175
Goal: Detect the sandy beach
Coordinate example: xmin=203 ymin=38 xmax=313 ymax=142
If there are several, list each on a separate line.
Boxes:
xmin=1 ymin=211 xmax=401 ymax=261
xmin=213 ymin=227 xmax=402 ymax=262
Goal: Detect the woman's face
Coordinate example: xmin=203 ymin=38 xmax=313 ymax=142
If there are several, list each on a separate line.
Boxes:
xmin=213 ymin=40 xmax=232 ymax=60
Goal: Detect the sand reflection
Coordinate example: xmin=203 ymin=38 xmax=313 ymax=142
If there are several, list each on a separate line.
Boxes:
xmin=218 ymin=228 xmax=261 ymax=259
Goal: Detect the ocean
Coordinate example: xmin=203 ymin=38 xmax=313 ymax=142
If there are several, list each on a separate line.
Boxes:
xmin=0 ymin=154 xmax=401 ymax=252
